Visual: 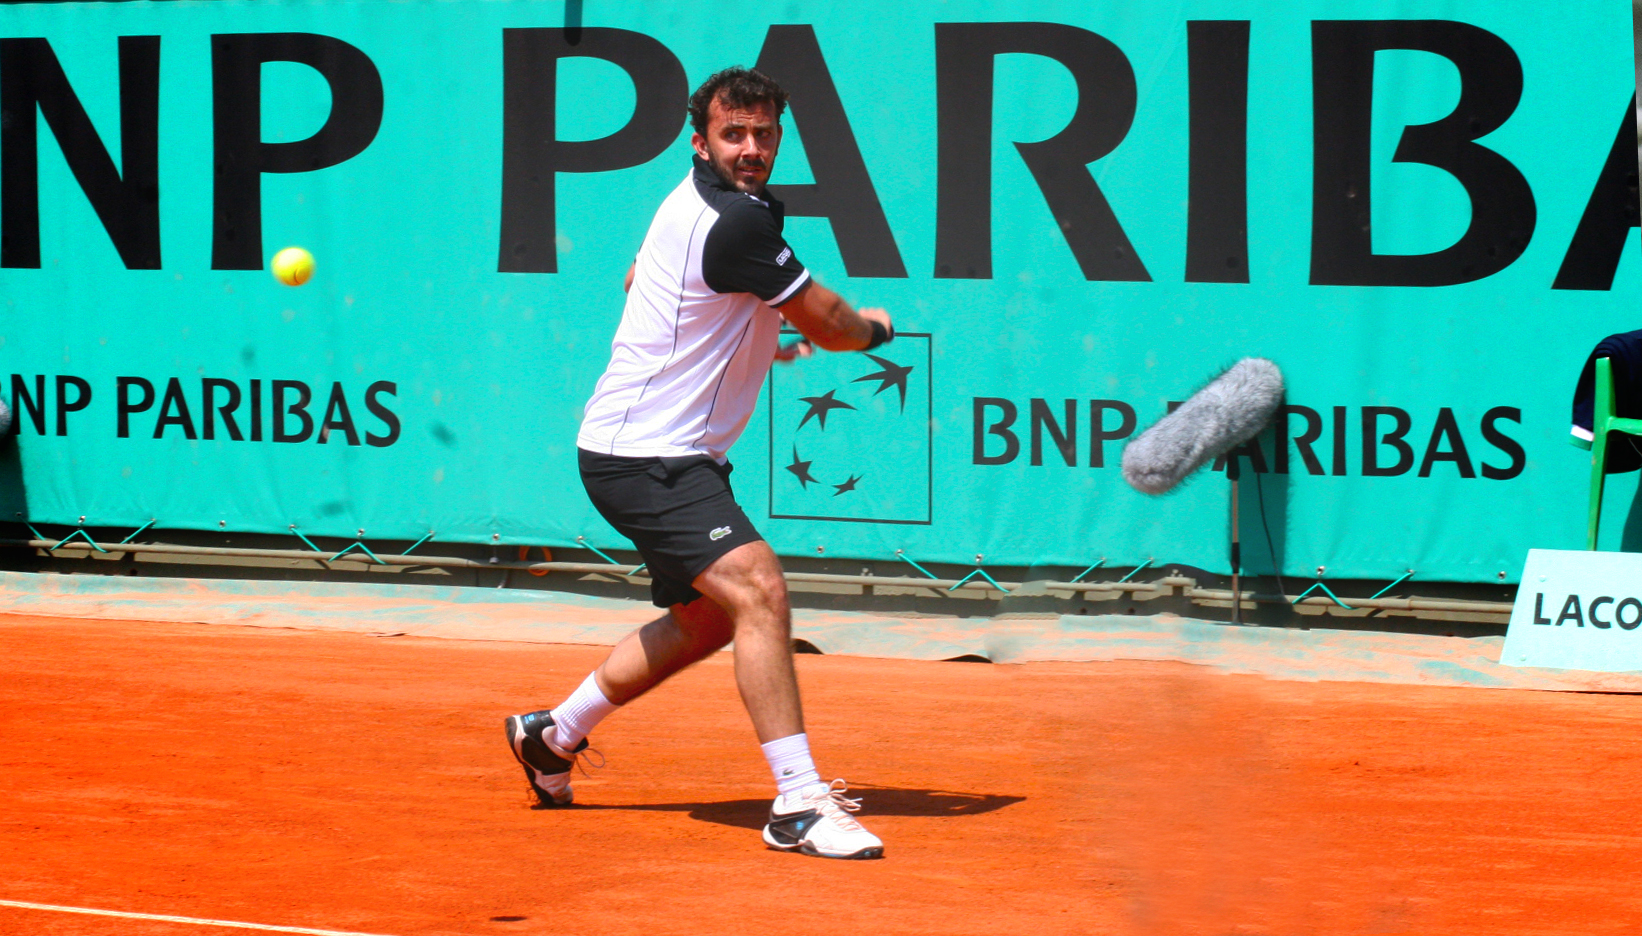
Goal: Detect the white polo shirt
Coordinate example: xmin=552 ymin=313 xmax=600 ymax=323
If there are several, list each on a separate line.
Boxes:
xmin=577 ymin=157 xmax=810 ymax=462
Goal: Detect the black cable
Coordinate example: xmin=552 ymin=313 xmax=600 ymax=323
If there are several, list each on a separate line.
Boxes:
xmin=1254 ymin=470 xmax=1287 ymax=599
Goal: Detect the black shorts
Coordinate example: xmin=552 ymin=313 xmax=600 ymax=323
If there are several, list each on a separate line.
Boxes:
xmin=578 ymin=448 xmax=765 ymax=608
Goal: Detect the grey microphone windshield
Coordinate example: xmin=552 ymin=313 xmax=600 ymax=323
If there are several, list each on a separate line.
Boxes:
xmin=1121 ymin=358 xmax=1284 ymax=495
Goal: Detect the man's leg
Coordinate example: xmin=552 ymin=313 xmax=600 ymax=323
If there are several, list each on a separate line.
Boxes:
xmin=593 ymin=597 xmax=736 ymax=705
xmin=691 ymin=541 xmax=816 ymax=790
xmin=689 ymin=540 xmax=801 ymax=743
xmin=505 ymin=596 xmax=733 ymax=807
xmin=691 ymin=541 xmax=883 ymax=859
xmin=546 ymin=596 xmax=735 ymax=749
xmin=543 ymin=539 xmax=797 ymax=782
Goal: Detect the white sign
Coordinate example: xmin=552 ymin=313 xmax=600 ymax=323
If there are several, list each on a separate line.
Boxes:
xmin=1503 ymin=549 xmax=1642 ymax=672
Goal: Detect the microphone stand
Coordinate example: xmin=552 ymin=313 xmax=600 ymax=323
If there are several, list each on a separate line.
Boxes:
xmin=1228 ymin=458 xmax=1242 ymax=625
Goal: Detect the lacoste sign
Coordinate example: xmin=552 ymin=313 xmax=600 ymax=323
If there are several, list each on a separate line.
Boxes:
xmin=1504 ymin=550 xmax=1642 ymax=672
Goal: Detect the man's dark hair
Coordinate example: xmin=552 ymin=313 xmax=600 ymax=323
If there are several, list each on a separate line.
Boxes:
xmin=688 ymin=67 xmax=788 ymax=136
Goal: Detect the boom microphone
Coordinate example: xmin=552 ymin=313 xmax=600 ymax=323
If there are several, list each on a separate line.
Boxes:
xmin=1121 ymin=358 xmax=1284 ymax=494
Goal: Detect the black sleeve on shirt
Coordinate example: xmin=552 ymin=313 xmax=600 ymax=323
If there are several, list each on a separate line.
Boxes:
xmin=701 ymin=197 xmax=808 ymax=305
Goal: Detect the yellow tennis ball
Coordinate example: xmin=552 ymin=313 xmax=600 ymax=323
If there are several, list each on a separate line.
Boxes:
xmin=271 ymin=246 xmax=314 ymax=286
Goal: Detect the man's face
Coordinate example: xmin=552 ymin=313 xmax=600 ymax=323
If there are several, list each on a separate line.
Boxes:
xmin=692 ymin=95 xmax=782 ymax=195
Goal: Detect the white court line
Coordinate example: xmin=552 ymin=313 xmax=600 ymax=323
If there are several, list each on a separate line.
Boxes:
xmin=0 ymin=899 xmax=401 ymax=936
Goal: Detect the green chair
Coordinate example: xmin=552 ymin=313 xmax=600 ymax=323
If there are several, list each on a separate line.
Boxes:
xmin=1575 ymin=356 xmax=1642 ymax=549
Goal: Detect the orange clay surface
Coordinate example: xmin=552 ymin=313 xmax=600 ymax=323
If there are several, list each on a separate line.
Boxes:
xmin=3 ymin=613 xmax=1642 ymax=936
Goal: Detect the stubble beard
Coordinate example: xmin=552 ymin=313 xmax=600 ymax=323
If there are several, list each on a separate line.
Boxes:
xmin=708 ymin=145 xmax=770 ymax=197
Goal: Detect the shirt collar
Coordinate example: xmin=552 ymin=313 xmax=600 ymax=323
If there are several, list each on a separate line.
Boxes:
xmin=692 ymin=154 xmax=770 ymax=204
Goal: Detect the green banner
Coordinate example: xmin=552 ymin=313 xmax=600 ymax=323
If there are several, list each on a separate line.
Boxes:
xmin=0 ymin=0 xmax=1635 ymax=583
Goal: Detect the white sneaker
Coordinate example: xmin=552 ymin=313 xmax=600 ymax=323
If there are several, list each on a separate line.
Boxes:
xmin=503 ymin=710 xmax=595 ymax=807
xmin=762 ymin=779 xmax=884 ymax=859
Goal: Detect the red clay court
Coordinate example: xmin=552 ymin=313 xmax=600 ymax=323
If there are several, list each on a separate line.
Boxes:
xmin=4 ymin=612 xmax=1642 ymax=935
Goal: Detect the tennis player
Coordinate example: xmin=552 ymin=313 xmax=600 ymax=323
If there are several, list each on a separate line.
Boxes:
xmin=506 ymin=67 xmax=893 ymax=860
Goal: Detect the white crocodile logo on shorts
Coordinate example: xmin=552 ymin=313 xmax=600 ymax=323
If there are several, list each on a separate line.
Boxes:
xmin=710 ymin=526 xmax=732 ymax=541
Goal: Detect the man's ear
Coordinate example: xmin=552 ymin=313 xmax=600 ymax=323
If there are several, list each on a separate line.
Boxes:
xmin=691 ymin=132 xmax=709 ymax=161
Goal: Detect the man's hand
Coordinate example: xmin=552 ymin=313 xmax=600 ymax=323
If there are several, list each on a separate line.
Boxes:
xmin=773 ymin=338 xmax=813 ymax=364
xmin=859 ymin=307 xmax=892 ymax=347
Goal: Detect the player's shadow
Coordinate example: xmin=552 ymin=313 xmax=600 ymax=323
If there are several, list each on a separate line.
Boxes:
xmin=0 ymin=431 xmax=32 ymax=569
xmin=573 ymin=785 xmax=1024 ymax=830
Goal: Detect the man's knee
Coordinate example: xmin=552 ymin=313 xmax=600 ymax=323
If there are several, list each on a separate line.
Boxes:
xmin=731 ymin=566 xmax=789 ymax=624
xmin=745 ymin=561 xmax=788 ymax=603
xmin=697 ymin=541 xmax=788 ymax=609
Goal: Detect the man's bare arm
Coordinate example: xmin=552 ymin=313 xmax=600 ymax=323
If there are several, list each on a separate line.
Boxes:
xmin=777 ymin=280 xmax=891 ymax=352
xmin=624 ymin=262 xmax=635 ymax=293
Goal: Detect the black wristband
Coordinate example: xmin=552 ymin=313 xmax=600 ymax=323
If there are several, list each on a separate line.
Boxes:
xmin=865 ymin=319 xmax=892 ymax=350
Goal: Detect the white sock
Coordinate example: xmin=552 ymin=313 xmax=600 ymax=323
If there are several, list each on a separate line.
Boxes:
xmin=762 ymin=733 xmax=824 ymax=798
xmin=549 ymin=672 xmax=618 ymax=750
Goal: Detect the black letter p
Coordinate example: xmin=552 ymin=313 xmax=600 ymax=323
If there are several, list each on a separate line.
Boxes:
xmin=211 ymin=33 xmax=384 ymax=270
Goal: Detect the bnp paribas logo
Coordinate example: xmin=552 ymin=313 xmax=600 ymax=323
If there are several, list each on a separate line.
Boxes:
xmin=766 ymin=331 xmax=931 ymax=525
